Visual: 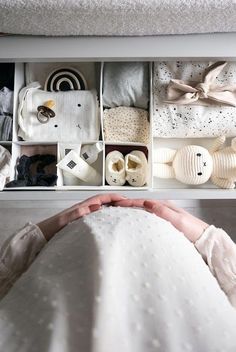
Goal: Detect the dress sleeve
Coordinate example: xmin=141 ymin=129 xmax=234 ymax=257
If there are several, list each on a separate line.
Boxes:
xmin=0 ymin=223 xmax=46 ymax=300
xmin=195 ymin=225 xmax=236 ymax=309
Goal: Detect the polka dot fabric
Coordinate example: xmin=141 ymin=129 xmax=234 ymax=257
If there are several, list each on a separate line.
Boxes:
xmin=0 ymin=207 xmax=236 ymax=352
xmin=103 ymin=107 xmax=150 ymax=143
xmin=153 ymin=61 xmax=236 ymax=138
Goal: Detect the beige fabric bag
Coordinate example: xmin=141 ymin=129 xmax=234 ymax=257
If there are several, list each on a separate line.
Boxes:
xmin=103 ymin=107 xmax=150 ymax=144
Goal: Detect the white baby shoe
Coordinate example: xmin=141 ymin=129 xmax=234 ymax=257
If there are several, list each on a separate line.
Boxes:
xmin=105 ymin=151 xmax=126 ymax=186
xmin=125 ymin=150 xmax=148 ymax=187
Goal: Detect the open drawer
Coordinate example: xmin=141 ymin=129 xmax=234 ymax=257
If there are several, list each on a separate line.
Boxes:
xmin=0 ymin=60 xmax=236 ymax=199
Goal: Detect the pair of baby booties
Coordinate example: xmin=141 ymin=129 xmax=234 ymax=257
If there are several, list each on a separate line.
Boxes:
xmin=105 ymin=150 xmax=148 ymax=187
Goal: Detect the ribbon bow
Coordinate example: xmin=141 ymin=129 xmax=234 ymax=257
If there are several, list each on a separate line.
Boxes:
xmin=165 ymin=61 xmax=236 ymax=107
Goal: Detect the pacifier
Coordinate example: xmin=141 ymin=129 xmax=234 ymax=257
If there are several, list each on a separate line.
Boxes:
xmin=37 ymin=100 xmax=56 ymax=124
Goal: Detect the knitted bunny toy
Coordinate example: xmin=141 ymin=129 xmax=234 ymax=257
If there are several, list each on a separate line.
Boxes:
xmin=154 ymin=136 xmax=236 ymax=189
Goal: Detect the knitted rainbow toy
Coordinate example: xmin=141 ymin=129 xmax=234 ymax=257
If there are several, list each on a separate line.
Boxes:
xmin=154 ymin=136 xmax=236 ymax=189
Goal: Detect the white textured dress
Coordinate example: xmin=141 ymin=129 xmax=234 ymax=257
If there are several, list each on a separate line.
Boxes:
xmin=0 ymin=206 xmax=236 ymax=352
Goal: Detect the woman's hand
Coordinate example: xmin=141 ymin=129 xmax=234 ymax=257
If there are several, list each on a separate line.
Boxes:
xmin=37 ymin=193 xmax=126 ymax=241
xmin=113 ymin=198 xmax=209 ymax=243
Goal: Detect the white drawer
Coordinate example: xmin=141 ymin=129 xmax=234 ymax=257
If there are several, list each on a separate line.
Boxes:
xmin=0 ymin=60 xmax=236 ymax=200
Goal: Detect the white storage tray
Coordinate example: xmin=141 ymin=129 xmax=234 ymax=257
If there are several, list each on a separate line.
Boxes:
xmin=0 ymin=59 xmax=236 ymax=199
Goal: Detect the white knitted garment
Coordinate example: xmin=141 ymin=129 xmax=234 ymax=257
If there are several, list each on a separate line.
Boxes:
xmin=0 ymin=0 xmax=235 ymax=36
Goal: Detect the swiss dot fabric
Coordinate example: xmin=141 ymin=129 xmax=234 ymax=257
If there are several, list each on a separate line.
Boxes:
xmin=0 ymin=207 xmax=236 ymax=352
xmin=153 ymin=61 xmax=236 ymax=138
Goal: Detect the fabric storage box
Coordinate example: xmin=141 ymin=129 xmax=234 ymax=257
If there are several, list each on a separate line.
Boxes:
xmin=100 ymin=62 xmax=152 ymax=189
xmin=152 ymin=136 xmax=236 ymax=190
xmin=104 ymin=143 xmax=150 ymax=188
xmin=153 ymin=61 xmax=236 ymax=138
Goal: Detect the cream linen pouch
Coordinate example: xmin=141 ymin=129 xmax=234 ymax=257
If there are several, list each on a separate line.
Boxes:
xmin=18 ymin=82 xmax=100 ymax=142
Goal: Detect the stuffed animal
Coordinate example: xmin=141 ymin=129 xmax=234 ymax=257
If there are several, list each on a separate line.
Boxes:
xmin=153 ymin=136 xmax=236 ymax=189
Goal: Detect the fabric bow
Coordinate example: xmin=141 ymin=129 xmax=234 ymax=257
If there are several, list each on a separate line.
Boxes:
xmin=165 ymin=61 xmax=236 ymax=107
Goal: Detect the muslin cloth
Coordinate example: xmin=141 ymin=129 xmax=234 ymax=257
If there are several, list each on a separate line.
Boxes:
xmin=18 ymin=82 xmax=100 ymax=142
xmin=153 ymin=61 xmax=236 ymax=138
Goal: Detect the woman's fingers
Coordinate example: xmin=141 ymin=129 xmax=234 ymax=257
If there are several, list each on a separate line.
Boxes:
xmin=113 ymin=199 xmax=146 ymax=208
xmin=69 ymin=204 xmax=101 ymax=223
xmin=144 ymin=201 xmax=181 ymax=225
xmin=79 ymin=193 xmax=126 ymax=208
xmin=144 ymin=200 xmax=208 ymax=242
xmin=114 ymin=198 xmax=186 ymax=214
xmin=144 ymin=200 xmax=186 ymax=214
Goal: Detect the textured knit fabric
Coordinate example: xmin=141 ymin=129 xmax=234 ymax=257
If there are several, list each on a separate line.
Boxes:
xmin=153 ymin=61 xmax=236 ymax=138
xmin=0 ymin=207 xmax=236 ymax=352
xmin=18 ymin=83 xmax=100 ymax=142
xmin=102 ymin=62 xmax=149 ymax=109
xmin=103 ymin=107 xmax=150 ymax=144
xmin=0 ymin=0 xmax=236 ymax=36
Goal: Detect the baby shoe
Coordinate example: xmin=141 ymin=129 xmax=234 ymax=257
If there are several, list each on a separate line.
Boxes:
xmin=125 ymin=150 xmax=148 ymax=187
xmin=105 ymin=151 xmax=126 ymax=186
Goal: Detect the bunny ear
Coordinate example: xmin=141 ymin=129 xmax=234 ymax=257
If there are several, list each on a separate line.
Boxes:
xmin=209 ymin=136 xmax=226 ymax=154
xmin=153 ymin=148 xmax=176 ymax=163
xmin=231 ymin=137 xmax=236 ymax=152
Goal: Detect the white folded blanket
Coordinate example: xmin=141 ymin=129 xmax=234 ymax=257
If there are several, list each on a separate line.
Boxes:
xmin=153 ymin=61 xmax=236 ymax=138
xmin=0 ymin=0 xmax=236 ymax=36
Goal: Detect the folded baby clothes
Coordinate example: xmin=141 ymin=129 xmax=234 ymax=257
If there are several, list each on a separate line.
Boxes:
xmin=0 ymin=145 xmax=11 ymax=190
xmin=102 ymin=62 xmax=149 ymax=109
xmin=103 ymin=107 xmax=150 ymax=144
xmin=0 ymin=110 xmax=12 ymax=141
xmin=18 ymin=82 xmax=100 ymax=142
xmin=0 ymin=87 xmax=13 ymax=115
xmin=153 ymin=61 xmax=236 ymax=138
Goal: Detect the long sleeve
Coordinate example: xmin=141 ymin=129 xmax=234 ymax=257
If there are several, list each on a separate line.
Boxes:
xmin=195 ymin=225 xmax=236 ymax=308
xmin=0 ymin=223 xmax=46 ymax=300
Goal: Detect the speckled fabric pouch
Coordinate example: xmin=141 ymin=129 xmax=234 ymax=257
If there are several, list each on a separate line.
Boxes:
xmin=153 ymin=61 xmax=236 ymax=138
xmin=103 ymin=106 xmax=150 ymax=144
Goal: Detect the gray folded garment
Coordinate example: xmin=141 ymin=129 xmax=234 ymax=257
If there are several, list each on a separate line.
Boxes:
xmin=0 ymin=87 xmax=13 ymax=115
xmin=0 ymin=111 xmax=12 ymax=141
xmin=102 ymin=62 xmax=149 ymax=109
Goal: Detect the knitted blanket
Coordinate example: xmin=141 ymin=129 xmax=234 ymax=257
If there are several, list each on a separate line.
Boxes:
xmin=0 ymin=0 xmax=235 ymax=36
